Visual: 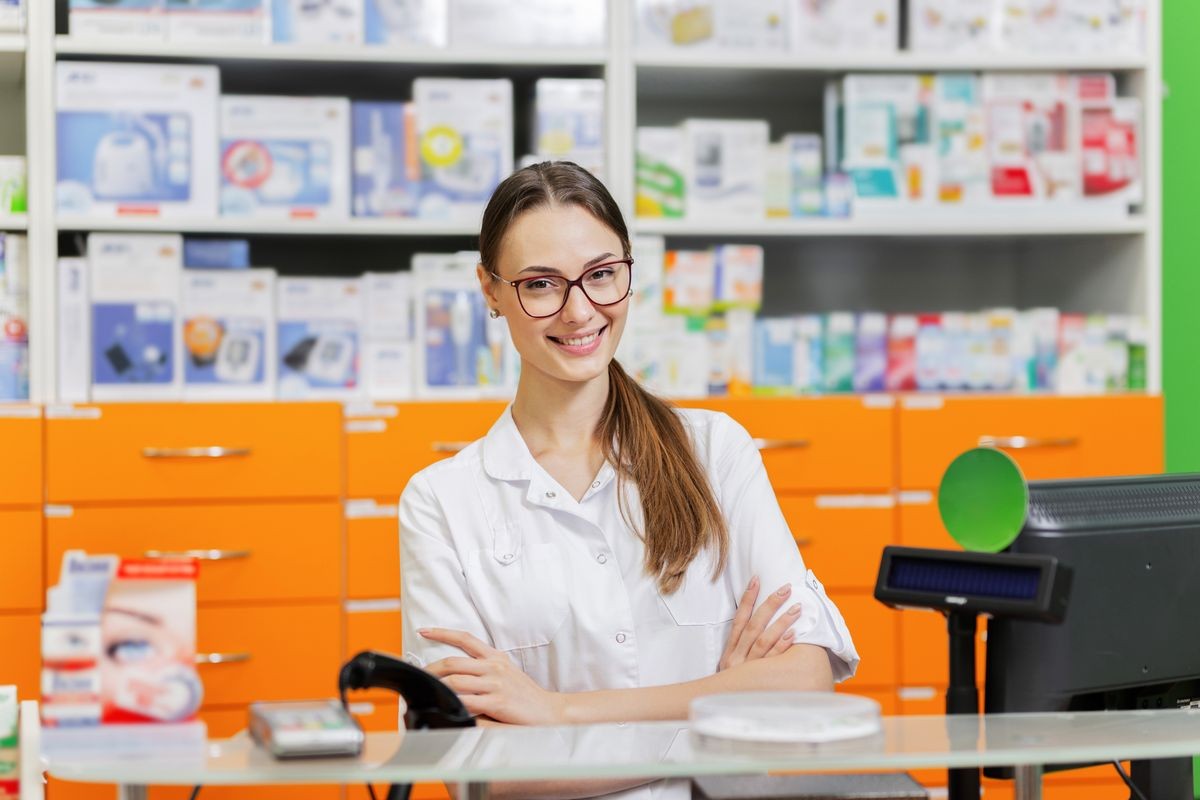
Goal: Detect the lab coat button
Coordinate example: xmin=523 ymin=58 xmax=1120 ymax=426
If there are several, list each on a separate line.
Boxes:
xmin=591 ymin=481 xmax=600 ymax=489
xmin=597 ymin=554 xmax=608 ymax=564
xmin=615 ymin=633 xmax=627 ymax=644
xmin=545 ymin=491 xmax=556 ymax=499
xmin=502 ymin=553 xmax=514 ymax=562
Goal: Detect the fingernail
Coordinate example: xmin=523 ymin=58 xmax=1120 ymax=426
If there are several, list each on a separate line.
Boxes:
xmin=418 ymin=628 xmax=431 ymax=636
xmin=776 ymin=585 xmax=791 ymax=597
xmin=788 ymin=603 xmax=802 ymax=615
xmin=749 ymin=575 xmax=759 ymax=589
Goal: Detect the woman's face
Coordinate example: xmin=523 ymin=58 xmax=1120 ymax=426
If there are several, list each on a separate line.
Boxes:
xmin=479 ymin=204 xmax=629 ymax=386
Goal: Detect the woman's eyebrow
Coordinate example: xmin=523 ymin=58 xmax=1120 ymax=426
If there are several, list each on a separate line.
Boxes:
xmin=518 ymin=252 xmax=617 ymax=275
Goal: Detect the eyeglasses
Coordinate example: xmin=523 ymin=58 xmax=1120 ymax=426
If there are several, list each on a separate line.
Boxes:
xmin=491 ymin=258 xmax=633 ymax=319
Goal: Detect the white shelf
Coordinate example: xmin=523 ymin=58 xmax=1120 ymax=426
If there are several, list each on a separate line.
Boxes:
xmin=55 ymin=216 xmax=479 ymax=237
xmin=635 ymin=50 xmax=1149 ymax=73
xmin=0 ymin=213 xmax=27 ymax=231
xmin=634 ymin=215 xmax=1149 ymax=238
xmin=0 ymin=33 xmax=23 ymax=53
xmin=54 ymin=37 xmax=608 ymax=67
xmin=0 ymin=33 xmax=23 ymax=75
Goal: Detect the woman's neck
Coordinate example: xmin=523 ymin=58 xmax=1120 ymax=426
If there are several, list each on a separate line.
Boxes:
xmin=511 ymin=363 xmax=610 ymax=456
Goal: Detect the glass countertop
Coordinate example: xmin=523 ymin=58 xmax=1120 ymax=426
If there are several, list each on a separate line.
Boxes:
xmin=46 ymin=710 xmax=1200 ymax=787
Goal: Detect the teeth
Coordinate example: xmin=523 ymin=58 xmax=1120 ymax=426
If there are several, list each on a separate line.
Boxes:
xmin=559 ymin=331 xmax=599 ymax=347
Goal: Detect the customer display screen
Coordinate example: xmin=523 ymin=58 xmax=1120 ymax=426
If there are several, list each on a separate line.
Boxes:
xmin=887 ymin=555 xmax=1042 ymax=600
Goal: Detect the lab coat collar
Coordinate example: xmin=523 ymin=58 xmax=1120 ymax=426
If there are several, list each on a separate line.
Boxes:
xmin=481 ymin=405 xmax=534 ymax=482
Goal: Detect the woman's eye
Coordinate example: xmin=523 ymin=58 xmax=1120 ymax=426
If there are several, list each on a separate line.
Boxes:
xmin=526 ymin=279 xmax=560 ymax=292
xmin=106 ymin=638 xmax=155 ymax=663
xmin=586 ymin=269 xmax=615 ymax=282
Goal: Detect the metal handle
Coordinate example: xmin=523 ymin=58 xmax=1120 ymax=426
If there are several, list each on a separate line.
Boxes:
xmin=978 ymin=436 xmax=1080 ymax=450
xmin=142 ymin=446 xmax=252 ymax=459
xmin=752 ymin=438 xmax=811 ymax=451
xmin=144 ymin=549 xmax=251 ymax=561
xmin=431 ymin=441 xmax=471 ymax=454
xmin=195 ymin=652 xmax=251 ymax=665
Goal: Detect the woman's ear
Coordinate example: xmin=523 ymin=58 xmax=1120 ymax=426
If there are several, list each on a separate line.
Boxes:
xmin=477 ymin=262 xmax=501 ymax=313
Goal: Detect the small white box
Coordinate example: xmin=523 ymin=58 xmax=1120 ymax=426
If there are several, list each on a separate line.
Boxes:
xmin=450 ymin=0 xmax=605 ymax=48
xmin=219 ymin=95 xmax=352 ymax=221
xmin=364 ymin=340 xmax=414 ymax=400
xmin=364 ymin=0 xmax=447 ymax=46
xmin=352 ymin=102 xmax=421 ymax=218
xmin=909 ymin=0 xmax=1000 ymax=52
xmin=784 ymin=133 xmax=823 ymax=216
xmin=69 ymin=0 xmax=165 ymax=40
xmin=365 ymin=271 xmax=413 ymax=342
xmin=683 ymin=119 xmax=768 ymax=220
xmin=983 ymin=73 xmax=1079 ymax=201
xmin=636 ymin=127 xmax=686 ymax=218
xmin=0 ymin=233 xmax=27 ymax=401
xmin=166 ymin=0 xmax=269 ymax=44
xmin=636 ymin=0 xmax=786 ymax=52
xmin=0 ymin=0 xmax=22 ymax=33
xmin=664 ymin=249 xmax=715 ymax=315
xmin=713 ymin=244 xmax=763 ymax=311
xmin=414 ymin=79 xmax=513 ymax=224
xmin=842 ymin=74 xmax=935 ymax=203
xmin=789 ymin=0 xmax=897 ymax=53
xmin=57 ymin=257 xmax=91 ymax=404
xmin=273 ymin=0 xmax=364 ymax=44
xmin=534 ymin=79 xmax=605 ymax=179
xmin=276 ymin=277 xmax=364 ymax=399
xmin=934 ymin=74 xmax=989 ymax=204
xmin=56 ymin=62 xmax=219 ymax=220
xmin=88 ymin=234 xmax=183 ymax=401
xmin=182 ymin=269 xmax=276 ymax=400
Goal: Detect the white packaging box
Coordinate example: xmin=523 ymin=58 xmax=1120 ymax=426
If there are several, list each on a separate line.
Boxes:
xmin=352 ymin=102 xmax=421 ymax=218
xmin=0 ymin=156 xmax=26 ymax=216
xmin=789 ymin=0 xmax=897 ymax=53
xmin=362 ymin=270 xmax=415 ymax=398
xmin=658 ymin=315 xmax=709 ymax=399
xmin=628 ymin=234 xmax=665 ymax=329
xmin=636 ymin=126 xmax=687 ymax=218
xmin=999 ymin=0 xmax=1063 ymax=52
xmin=843 ymin=74 xmax=935 ymax=204
xmin=219 ymin=95 xmax=352 ymax=221
xmin=934 ymin=74 xmax=989 ymax=204
xmin=635 ymin=0 xmax=787 ymax=52
xmin=182 ymin=269 xmax=276 ymax=400
xmin=664 ymin=249 xmax=716 ymax=315
xmin=784 ymin=133 xmax=823 ymax=216
xmin=909 ymin=0 xmax=1000 ymax=52
xmin=273 ymin=0 xmax=364 ymax=44
xmin=364 ymin=0 xmax=447 ymax=46
xmin=0 ymin=233 xmax=27 ymax=402
xmin=713 ymin=244 xmax=763 ymax=311
xmin=683 ymin=119 xmax=768 ymax=220
xmin=56 ymin=62 xmax=219 ymax=220
xmin=166 ymin=0 xmax=269 ymax=44
xmin=69 ymin=0 xmax=165 ymax=41
xmin=451 ymin=0 xmax=605 ymax=48
xmin=1080 ymin=96 xmax=1142 ymax=206
xmin=534 ymin=79 xmax=606 ymax=179
xmin=414 ymin=79 xmax=513 ymax=225
xmin=0 ymin=0 xmax=21 ymax=33
xmin=765 ymin=143 xmax=790 ymax=218
xmin=364 ymin=340 xmax=414 ymax=400
xmin=88 ymin=234 xmax=183 ymax=401
xmin=276 ymin=277 xmax=364 ymax=400
xmin=983 ymin=73 xmax=1080 ymax=201
xmin=57 ymin=257 xmax=91 ymax=404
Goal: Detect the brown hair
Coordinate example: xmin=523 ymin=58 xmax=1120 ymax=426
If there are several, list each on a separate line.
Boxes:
xmin=479 ymin=162 xmax=728 ymax=594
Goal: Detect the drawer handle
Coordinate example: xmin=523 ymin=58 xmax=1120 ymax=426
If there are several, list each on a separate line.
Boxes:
xmin=753 ymin=438 xmax=811 ymax=451
xmin=978 ymin=436 xmax=1079 ymax=450
xmin=431 ymin=441 xmax=471 ymax=454
xmin=144 ymin=549 xmax=251 ymax=561
xmin=195 ymin=652 xmax=252 ymax=665
xmin=143 ymin=446 xmax=252 ymax=459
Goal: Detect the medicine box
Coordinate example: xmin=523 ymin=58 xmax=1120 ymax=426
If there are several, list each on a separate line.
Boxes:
xmin=0 ymin=0 xmax=21 ymax=33
xmin=534 ymin=79 xmax=605 ymax=179
xmin=664 ymin=249 xmax=715 ymax=315
xmin=352 ymin=102 xmax=421 ymax=218
xmin=276 ymin=277 xmax=364 ymax=399
xmin=842 ymin=74 xmax=934 ymax=202
xmin=413 ymin=79 xmax=513 ymax=224
xmin=166 ymin=0 xmax=269 ymax=44
xmin=69 ymin=0 xmax=165 ymax=41
xmin=909 ymin=0 xmax=999 ymax=52
xmin=683 ymin=119 xmax=768 ymax=220
xmin=635 ymin=0 xmax=786 ymax=52
xmin=636 ymin=127 xmax=686 ymax=218
xmin=854 ymin=312 xmax=887 ymax=393
xmin=451 ymin=0 xmax=605 ymax=48
xmin=56 ymin=62 xmax=219 ymax=219
xmin=182 ymin=269 xmax=276 ymax=400
xmin=183 ymin=238 xmax=250 ymax=269
xmin=934 ymin=74 xmax=989 ymax=204
xmin=784 ymin=134 xmax=823 ymax=216
xmin=753 ymin=317 xmax=795 ymax=394
xmin=273 ymin=0 xmax=363 ymax=44
xmin=219 ymin=95 xmax=351 ymax=221
xmin=0 ymin=234 xmax=27 ymax=402
xmin=363 ymin=271 xmax=415 ymax=399
xmin=57 ymin=258 xmax=91 ymax=404
xmin=413 ymin=252 xmax=498 ymax=397
xmin=0 ymin=157 xmax=26 ymax=215
xmin=88 ymin=233 xmax=183 ymax=400
xmin=983 ymin=73 xmax=1079 ymax=201
xmin=713 ymin=245 xmax=763 ymax=311
xmin=790 ymin=0 xmax=897 ymax=53
xmin=364 ymin=0 xmax=447 ymax=46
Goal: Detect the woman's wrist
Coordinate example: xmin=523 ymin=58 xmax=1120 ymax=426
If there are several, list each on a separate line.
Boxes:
xmin=554 ymin=690 xmax=588 ymax=726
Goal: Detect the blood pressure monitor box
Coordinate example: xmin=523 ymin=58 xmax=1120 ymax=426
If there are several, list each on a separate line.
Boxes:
xmin=364 ymin=0 xmax=447 ymax=45
xmin=182 ymin=269 xmax=276 ymax=400
xmin=69 ymin=0 xmax=165 ymax=41
xmin=88 ymin=234 xmax=183 ymax=401
xmin=276 ymin=277 xmax=363 ymax=400
xmin=273 ymin=0 xmax=363 ymax=44
xmin=166 ymin=0 xmax=270 ymax=44
xmin=220 ymin=95 xmax=351 ymax=221
xmin=56 ymin=62 xmax=219 ymax=220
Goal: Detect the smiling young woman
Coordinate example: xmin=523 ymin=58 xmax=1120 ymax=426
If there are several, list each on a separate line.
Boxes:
xmin=398 ymin=161 xmax=859 ymax=800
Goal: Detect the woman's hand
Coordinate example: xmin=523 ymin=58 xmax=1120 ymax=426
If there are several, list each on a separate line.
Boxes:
xmin=718 ymin=577 xmax=802 ymax=671
xmin=419 ymin=628 xmax=567 ymax=726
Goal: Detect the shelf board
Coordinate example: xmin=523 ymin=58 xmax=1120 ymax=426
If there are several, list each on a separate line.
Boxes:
xmin=55 ymin=216 xmax=479 ymax=237
xmin=633 ymin=215 xmax=1149 ymax=238
xmin=55 ymin=36 xmax=608 ymax=67
xmin=0 ymin=214 xmax=27 ymax=231
xmin=635 ymin=50 xmax=1149 ymax=73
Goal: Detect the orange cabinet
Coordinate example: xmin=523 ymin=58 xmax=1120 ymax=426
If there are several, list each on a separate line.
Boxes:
xmin=346 ymin=503 xmax=401 ymax=600
xmin=46 ymin=403 xmax=342 ymax=503
xmin=0 ymin=408 xmax=41 ymax=506
xmin=0 ymin=612 xmax=40 ymax=699
xmin=345 ymin=606 xmax=402 ymax=659
xmin=899 ymin=610 xmax=987 ymax=690
xmin=835 ymin=593 xmax=899 ymax=689
xmin=897 ymin=493 xmax=952 ymax=550
xmin=0 ymin=509 xmax=42 ymax=611
xmin=45 ymin=502 xmax=342 ymax=605
xmin=680 ymin=397 xmax=896 ymax=492
xmin=898 ymin=395 xmax=1163 ymax=488
xmin=776 ymin=495 xmax=895 ymax=591
xmin=345 ymin=402 xmax=506 ymax=499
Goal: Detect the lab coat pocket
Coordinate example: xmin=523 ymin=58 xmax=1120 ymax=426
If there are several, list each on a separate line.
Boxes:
xmin=657 ymin=560 xmax=736 ymax=627
xmin=462 ymin=541 xmax=570 ymax=651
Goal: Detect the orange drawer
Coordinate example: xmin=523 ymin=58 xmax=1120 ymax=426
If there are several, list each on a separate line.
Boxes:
xmin=834 ymin=686 xmax=897 ymax=716
xmin=777 ymin=494 xmax=895 ymax=591
xmin=346 ymin=701 xmax=449 ymax=800
xmin=897 ymin=492 xmax=953 ymax=550
xmin=46 ymin=403 xmax=342 ymax=503
xmin=346 ymin=502 xmax=400 ymax=600
xmin=197 ymin=603 xmax=341 ymax=707
xmin=0 ymin=408 xmax=41 ymax=506
xmin=0 ymin=509 xmax=42 ymax=611
xmin=899 ymin=609 xmax=987 ymax=689
xmin=678 ymin=397 xmax=896 ymax=492
xmin=0 ymin=612 xmax=39 ymax=700
xmin=346 ymin=402 xmax=506 ymax=499
xmin=898 ymin=395 xmax=1163 ymax=488
xmin=836 ymin=593 xmax=899 ymax=689
xmin=46 ymin=502 xmax=341 ymax=605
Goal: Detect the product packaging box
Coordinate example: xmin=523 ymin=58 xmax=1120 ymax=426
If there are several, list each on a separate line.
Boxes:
xmin=0 ymin=685 xmax=15 ymax=800
xmin=999 ymin=0 xmax=1063 ymax=52
xmin=56 ymin=62 xmax=219 ymax=220
xmin=219 ymin=95 xmax=351 ymax=220
xmin=795 ymin=314 xmax=824 ymax=393
xmin=1080 ymin=96 xmax=1142 ymax=205
xmin=534 ymin=79 xmax=605 ymax=179
xmin=934 ymin=74 xmax=989 ymax=204
xmin=713 ymin=245 xmax=763 ymax=311
xmin=352 ymin=102 xmax=421 ymax=218
xmin=909 ymin=0 xmax=999 ymax=52
xmin=964 ymin=312 xmax=990 ymax=390
xmin=753 ymin=317 xmax=795 ymax=394
xmin=0 ymin=0 xmax=21 ymax=33
xmin=854 ymin=312 xmax=887 ymax=393
xmin=823 ymin=312 xmax=855 ymax=393
xmin=885 ymin=313 xmax=917 ymax=392
xmin=657 ymin=315 xmax=709 ymax=399
xmin=765 ymin=143 xmax=790 ymax=218
xmin=182 ymin=269 xmax=276 ymax=400
xmin=635 ymin=127 xmax=686 ymax=218
xmin=939 ymin=311 xmax=969 ymax=390
xmin=0 ymin=157 xmax=26 ymax=215
xmin=664 ymin=249 xmax=716 ymax=315
xmin=842 ymin=74 xmax=934 ymax=203
xmin=451 ymin=0 xmax=606 ymax=48
xmin=635 ymin=0 xmax=786 ymax=52
xmin=166 ymin=0 xmax=269 ymax=43
xmin=1056 ymin=312 xmax=1089 ymax=393
xmin=57 ymin=257 xmax=91 ymax=404
xmin=683 ymin=119 xmax=768 ymax=220
xmin=986 ymin=308 xmax=1017 ymax=391
xmin=88 ymin=234 xmax=183 ymax=400
xmin=273 ymin=0 xmax=363 ymax=44
xmin=276 ymin=277 xmax=363 ymax=399
xmin=69 ymin=0 xmax=165 ymax=40
xmin=364 ymin=0 xmax=447 ymax=45
xmin=413 ymin=79 xmax=512 ymax=224
xmin=983 ymin=73 xmax=1079 ymax=201
xmin=0 ymin=233 xmax=27 ymax=402
xmin=784 ymin=134 xmax=823 ymax=217
xmin=1127 ymin=317 xmax=1148 ymax=390
xmin=1028 ymin=307 xmax=1060 ymax=390
xmin=363 ymin=271 xmax=414 ymax=400
xmin=183 ymin=238 xmax=250 ymax=269
xmin=1104 ymin=314 xmax=1130 ymax=391
xmin=790 ymin=0 xmax=897 ymax=53
xmin=914 ymin=313 xmax=944 ymax=391
xmin=628 ymin=235 xmax=666 ymax=329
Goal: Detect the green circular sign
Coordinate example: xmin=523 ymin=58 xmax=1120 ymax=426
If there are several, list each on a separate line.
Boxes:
xmin=938 ymin=448 xmax=1029 ymax=553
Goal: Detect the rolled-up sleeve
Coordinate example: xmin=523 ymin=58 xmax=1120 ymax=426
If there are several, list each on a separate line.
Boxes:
xmin=709 ymin=414 xmax=860 ymax=682
xmin=398 ymin=471 xmax=492 ymax=668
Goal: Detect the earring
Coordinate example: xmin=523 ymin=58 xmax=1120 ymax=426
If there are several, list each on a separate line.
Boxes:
xmin=489 ymin=308 xmax=501 ymax=319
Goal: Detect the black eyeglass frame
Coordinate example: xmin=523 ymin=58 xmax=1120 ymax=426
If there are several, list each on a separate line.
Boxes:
xmin=489 ymin=258 xmax=635 ymax=319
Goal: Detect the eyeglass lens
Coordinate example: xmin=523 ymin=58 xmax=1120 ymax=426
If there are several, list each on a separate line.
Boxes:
xmin=517 ymin=261 xmax=631 ymax=317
